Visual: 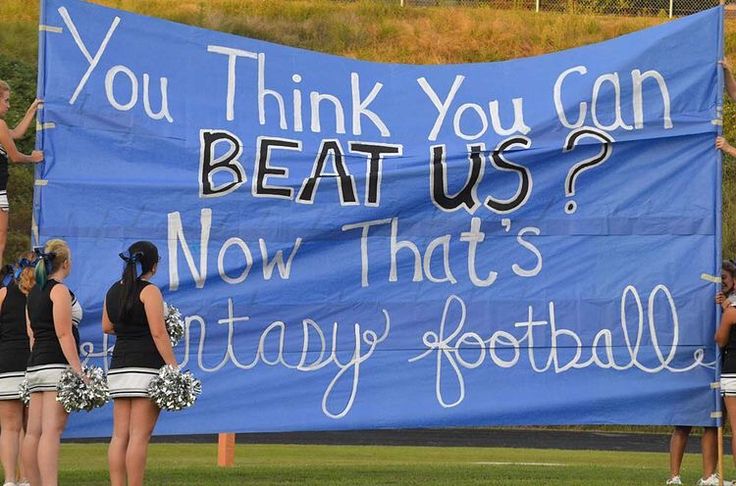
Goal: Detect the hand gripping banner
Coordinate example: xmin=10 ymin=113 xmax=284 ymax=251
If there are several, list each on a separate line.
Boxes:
xmin=35 ymin=0 xmax=723 ymax=437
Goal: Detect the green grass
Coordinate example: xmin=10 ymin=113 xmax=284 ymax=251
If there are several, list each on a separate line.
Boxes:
xmin=50 ymin=442 xmax=714 ymax=485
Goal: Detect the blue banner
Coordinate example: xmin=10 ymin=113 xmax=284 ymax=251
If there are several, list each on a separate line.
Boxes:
xmin=35 ymin=0 xmax=723 ymax=437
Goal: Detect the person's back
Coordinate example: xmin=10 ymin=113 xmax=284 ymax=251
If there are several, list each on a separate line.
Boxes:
xmin=27 ymin=279 xmax=79 ymax=368
xmin=106 ymin=279 xmax=164 ymax=371
xmin=0 ymin=281 xmax=29 ymax=347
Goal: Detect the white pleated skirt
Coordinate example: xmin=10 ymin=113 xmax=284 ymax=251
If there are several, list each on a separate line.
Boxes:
xmin=26 ymin=364 xmax=67 ymax=393
xmin=108 ymin=367 xmax=159 ymax=398
xmin=0 ymin=371 xmax=25 ymax=400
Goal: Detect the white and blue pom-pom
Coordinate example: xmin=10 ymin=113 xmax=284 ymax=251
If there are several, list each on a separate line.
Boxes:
xmin=147 ymin=365 xmax=201 ymax=411
xmin=56 ymin=366 xmax=110 ymax=413
xmin=163 ymin=303 xmax=185 ymax=347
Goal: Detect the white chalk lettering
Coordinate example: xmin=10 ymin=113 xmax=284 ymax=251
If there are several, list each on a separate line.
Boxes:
xmin=58 ymin=6 xmax=120 ymax=105
xmin=410 ymin=287 xmax=709 ymax=408
xmin=176 ymin=298 xmax=391 ymax=419
xmin=554 ymin=65 xmax=672 ymax=131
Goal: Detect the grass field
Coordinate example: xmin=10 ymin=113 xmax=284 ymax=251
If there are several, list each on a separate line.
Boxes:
xmin=51 ymin=442 xmax=711 ymax=485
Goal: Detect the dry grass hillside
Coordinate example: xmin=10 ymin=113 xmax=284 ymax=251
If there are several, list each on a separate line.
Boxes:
xmin=1 ymin=0 xmax=733 ymax=256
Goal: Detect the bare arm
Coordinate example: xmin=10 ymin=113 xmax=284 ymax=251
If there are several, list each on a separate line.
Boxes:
xmin=101 ymin=296 xmax=115 ymax=335
xmin=51 ymin=284 xmax=83 ymax=374
xmin=716 ymin=307 xmax=736 ymax=348
xmin=722 ymin=59 xmax=736 ymax=101
xmin=9 ymin=99 xmax=42 ymax=139
xmin=141 ymin=284 xmax=177 ymax=367
xmin=0 ymin=287 xmax=7 ymax=313
xmin=0 ymin=288 xmax=7 ymax=342
xmin=25 ymin=306 xmax=34 ymax=349
xmin=0 ymin=119 xmax=42 ymax=164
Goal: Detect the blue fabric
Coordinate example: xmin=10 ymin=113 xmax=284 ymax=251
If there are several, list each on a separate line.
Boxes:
xmin=36 ymin=0 xmax=723 ymax=437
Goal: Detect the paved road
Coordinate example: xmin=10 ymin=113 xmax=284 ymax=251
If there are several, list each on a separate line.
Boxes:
xmin=67 ymin=428 xmax=702 ymax=453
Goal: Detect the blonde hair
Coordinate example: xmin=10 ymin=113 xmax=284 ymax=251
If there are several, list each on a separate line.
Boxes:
xmin=0 ymin=80 xmax=9 ymax=96
xmin=17 ymin=250 xmax=36 ymax=295
xmin=35 ymin=239 xmax=71 ymax=289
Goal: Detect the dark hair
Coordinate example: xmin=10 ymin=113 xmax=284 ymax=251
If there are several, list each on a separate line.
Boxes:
xmin=118 ymin=241 xmax=159 ymax=322
xmin=724 ymin=260 xmax=736 ymax=280
xmin=0 ymin=264 xmax=14 ymax=288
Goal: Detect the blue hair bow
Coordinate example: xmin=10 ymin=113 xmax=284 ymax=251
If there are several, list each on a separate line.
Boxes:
xmin=33 ymin=247 xmax=56 ymax=265
xmin=119 ymin=251 xmax=143 ymax=264
xmin=13 ymin=257 xmax=36 ymax=279
xmin=119 ymin=251 xmax=144 ymax=277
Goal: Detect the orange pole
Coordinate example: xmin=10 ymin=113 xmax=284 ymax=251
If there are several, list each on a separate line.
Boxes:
xmin=217 ymin=432 xmax=236 ymax=467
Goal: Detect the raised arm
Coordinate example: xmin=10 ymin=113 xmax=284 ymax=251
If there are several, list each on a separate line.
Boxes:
xmin=141 ymin=284 xmax=177 ymax=367
xmin=50 ymin=284 xmax=83 ymax=374
xmin=0 ymin=119 xmax=42 ymax=164
xmin=722 ymin=59 xmax=736 ymax=101
xmin=9 ymin=99 xmax=42 ymax=140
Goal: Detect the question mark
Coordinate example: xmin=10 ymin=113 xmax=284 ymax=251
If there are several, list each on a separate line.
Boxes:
xmin=562 ymin=127 xmax=614 ymax=214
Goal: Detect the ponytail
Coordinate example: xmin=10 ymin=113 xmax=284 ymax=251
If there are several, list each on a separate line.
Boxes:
xmin=13 ymin=253 xmax=37 ymax=294
xmin=18 ymin=265 xmax=36 ymax=295
xmin=117 ymin=241 xmax=159 ymax=323
xmin=34 ymin=255 xmax=49 ymax=290
xmin=33 ymin=240 xmax=70 ymax=290
xmin=118 ymin=250 xmax=143 ymax=322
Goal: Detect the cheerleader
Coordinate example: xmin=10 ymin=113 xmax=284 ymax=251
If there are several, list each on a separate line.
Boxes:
xmin=0 ymin=80 xmax=44 ymax=265
xmin=103 ymin=241 xmax=177 ymax=486
xmin=21 ymin=240 xmax=83 ymax=486
xmin=0 ymin=254 xmax=34 ymax=486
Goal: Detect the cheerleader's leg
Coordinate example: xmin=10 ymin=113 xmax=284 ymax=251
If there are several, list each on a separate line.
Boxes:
xmin=108 ymin=398 xmax=131 ymax=486
xmin=0 ymin=399 xmax=23 ymax=483
xmin=20 ymin=393 xmax=42 ymax=486
xmin=125 ymin=398 xmax=160 ymax=486
xmin=36 ymin=391 xmax=67 ymax=486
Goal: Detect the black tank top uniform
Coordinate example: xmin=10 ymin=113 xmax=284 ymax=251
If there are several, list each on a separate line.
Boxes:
xmin=722 ymin=317 xmax=736 ymax=374
xmin=26 ymin=279 xmax=81 ymax=393
xmin=0 ymin=282 xmax=30 ymax=399
xmin=0 ymin=143 xmax=8 ymax=191
xmin=0 ymin=144 xmax=9 ymax=211
xmin=720 ymin=300 xmax=736 ymax=399
xmin=106 ymin=279 xmax=165 ymax=398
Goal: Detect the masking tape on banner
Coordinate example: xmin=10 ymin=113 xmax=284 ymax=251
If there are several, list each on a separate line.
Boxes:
xmin=701 ymin=273 xmax=721 ymax=284
xmin=36 ymin=122 xmax=55 ymax=131
xmin=712 ymin=382 xmax=721 ymax=389
xmin=711 ymin=411 xmax=723 ymax=419
xmin=35 ymin=180 xmax=48 ymax=187
xmin=713 ymin=118 xmax=724 ymax=126
xmin=39 ymin=25 xmax=63 ymax=33
xmin=31 ymin=213 xmax=39 ymax=248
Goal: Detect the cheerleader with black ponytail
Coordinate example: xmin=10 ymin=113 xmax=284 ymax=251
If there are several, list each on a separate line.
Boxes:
xmin=102 ymin=241 xmax=176 ymax=486
xmin=22 ymin=240 xmax=83 ymax=486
